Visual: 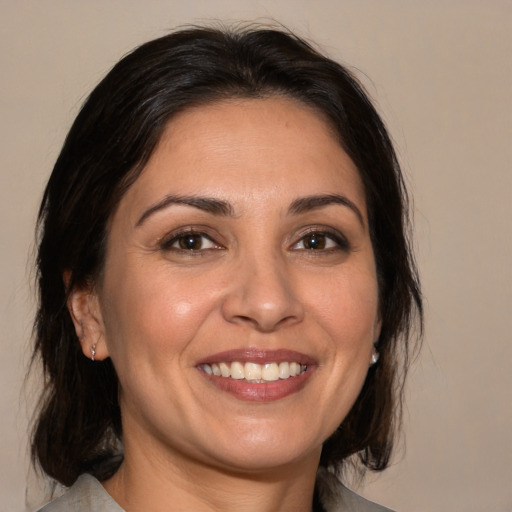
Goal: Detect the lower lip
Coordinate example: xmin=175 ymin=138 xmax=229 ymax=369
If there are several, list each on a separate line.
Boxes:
xmin=199 ymin=368 xmax=314 ymax=402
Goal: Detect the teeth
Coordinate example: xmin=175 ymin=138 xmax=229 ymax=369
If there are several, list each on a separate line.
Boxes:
xmin=278 ymin=362 xmax=290 ymax=379
xmin=219 ymin=362 xmax=230 ymax=377
xmin=230 ymin=361 xmax=245 ymax=380
xmin=244 ymin=362 xmax=262 ymax=381
xmin=262 ymin=362 xmax=279 ymax=381
xmin=200 ymin=361 xmax=307 ymax=381
xmin=290 ymin=362 xmax=301 ymax=377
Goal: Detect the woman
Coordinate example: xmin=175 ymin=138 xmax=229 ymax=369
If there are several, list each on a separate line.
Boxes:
xmin=32 ymin=25 xmax=422 ymax=512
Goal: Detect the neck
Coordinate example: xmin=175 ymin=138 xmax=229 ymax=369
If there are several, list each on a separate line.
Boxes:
xmin=103 ymin=434 xmax=320 ymax=512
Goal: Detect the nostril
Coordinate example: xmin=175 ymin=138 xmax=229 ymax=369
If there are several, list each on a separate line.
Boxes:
xmin=220 ymin=264 xmax=305 ymax=331
xmin=225 ymin=303 xmax=304 ymax=333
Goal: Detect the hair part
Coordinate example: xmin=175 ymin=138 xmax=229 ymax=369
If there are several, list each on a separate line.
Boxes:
xmin=32 ymin=24 xmax=422 ymax=487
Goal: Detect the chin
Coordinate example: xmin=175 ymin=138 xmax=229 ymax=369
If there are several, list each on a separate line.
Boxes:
xmin=198 ymin=425 xmax=323 ymax=474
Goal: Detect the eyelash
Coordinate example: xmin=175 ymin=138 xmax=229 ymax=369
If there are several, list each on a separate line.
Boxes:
xmin=160 ymin=229 xmax=223 ymax=253
xmin=160 ymin=227 xmax=350 ymax=255
xmin=291 ymin=228 xmax=350 ymax=252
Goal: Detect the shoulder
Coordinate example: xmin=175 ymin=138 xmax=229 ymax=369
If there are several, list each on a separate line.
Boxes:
xmin=317 ymin=468 xmax=395 ymax=512
xmin=35 ymin=474 xmax=124 ymax=512
xmin=37 ymin=468 xmax=394 ymax=512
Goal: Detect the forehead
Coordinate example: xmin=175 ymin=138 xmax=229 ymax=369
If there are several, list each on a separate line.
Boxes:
xmin=116 ymin=96 xmax=367 ymax=220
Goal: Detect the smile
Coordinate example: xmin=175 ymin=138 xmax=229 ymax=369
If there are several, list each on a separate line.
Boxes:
xmin=196 ymin=349 xmax=315 ymax=401
xmin=200 ymin=361 xmax=307 ymax=382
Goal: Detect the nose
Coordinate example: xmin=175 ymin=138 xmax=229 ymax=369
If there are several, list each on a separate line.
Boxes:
xmin=221 ymin=253 xmax=305 ymax=332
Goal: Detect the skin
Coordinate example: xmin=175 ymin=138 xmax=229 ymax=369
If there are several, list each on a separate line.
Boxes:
xmin=69 ymin=96 xmax=381 ymax=512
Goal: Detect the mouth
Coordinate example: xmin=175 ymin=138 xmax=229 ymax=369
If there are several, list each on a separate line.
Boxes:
xmin=200 ymin=361 xmax=307 ymax=382
xmin=196 ymin=349 xmax=315 ymax=402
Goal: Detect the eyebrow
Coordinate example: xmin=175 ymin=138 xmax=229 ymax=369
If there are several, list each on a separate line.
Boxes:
xmin=136 ymin=194 xmax=234 ymax=226
xmin=136 ymin=192 xmax=365 ymax=228
xmin=288 ymin=194 xmax=365 ymax=226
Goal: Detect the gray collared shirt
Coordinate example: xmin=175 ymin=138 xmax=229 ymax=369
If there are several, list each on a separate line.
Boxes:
xmin=37 ymin=469 xmax=394 ymax=512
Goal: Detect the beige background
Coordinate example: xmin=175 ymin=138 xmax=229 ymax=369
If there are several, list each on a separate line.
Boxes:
xmin=1 ymin=1 xmax=511 ymax=511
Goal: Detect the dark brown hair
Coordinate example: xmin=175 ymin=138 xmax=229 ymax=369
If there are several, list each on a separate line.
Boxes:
xmin=32 ymin=25 xmax=422 ymax=487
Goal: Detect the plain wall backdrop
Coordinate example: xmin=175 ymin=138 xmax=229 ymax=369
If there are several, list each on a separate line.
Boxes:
xmin=1 ymin=1 xmax=511 ymax=511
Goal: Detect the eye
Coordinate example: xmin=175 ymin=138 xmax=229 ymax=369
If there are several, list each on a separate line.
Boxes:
xmin=162 ymin=231 xmax=221 ymax=252
xmin=292 ymin=230 xmax=349 ymax=251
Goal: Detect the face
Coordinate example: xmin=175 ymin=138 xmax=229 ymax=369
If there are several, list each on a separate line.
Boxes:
xmin=77 ymin=97 xmax=380 ymax=474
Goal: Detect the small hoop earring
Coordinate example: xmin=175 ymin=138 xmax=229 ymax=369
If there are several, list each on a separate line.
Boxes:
xmin=91 ymin=344 xmax=96 ymax=361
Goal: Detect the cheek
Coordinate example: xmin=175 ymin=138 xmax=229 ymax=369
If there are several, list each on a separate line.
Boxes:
xmin=100 ymin=265 xmax=222 ymax=361
xmin=309 ymin=270 xmax=379 ymax=341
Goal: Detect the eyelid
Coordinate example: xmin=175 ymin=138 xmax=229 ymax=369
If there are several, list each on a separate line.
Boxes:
xmin=160 ymin=227 xmax=224 ymax=252
xmin=290 ymin=227 xmax=350 ymax=251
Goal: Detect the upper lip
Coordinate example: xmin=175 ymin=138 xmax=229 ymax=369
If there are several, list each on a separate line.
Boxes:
xmin=196 ymin=348 xmax=316 ymax=366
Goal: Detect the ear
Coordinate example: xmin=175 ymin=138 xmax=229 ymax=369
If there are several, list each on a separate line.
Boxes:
xmin=374 ymin=317 xmax=382 ymax=344
xmin=64 ymin=271 xmax=110 ymax=361
xmin=370 ymin=317 xmax=383 ymax=366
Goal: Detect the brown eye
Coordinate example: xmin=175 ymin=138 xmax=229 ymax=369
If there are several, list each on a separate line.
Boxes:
xmin=178 ymin=234 xmax=205 ymax=250
xmin=163 ymin=232 xmax=219 ymax=252
xmin=303 ymin=233 xmax=327 ymax=250
xmin=292 ymin=230 xmax=349 ymax=252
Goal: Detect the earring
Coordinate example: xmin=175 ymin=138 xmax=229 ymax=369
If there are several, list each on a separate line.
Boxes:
xmin=370 ymin=351 xmax=379 ymax=366
xmin=91 ymin=344 xmax=96 ymax=361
